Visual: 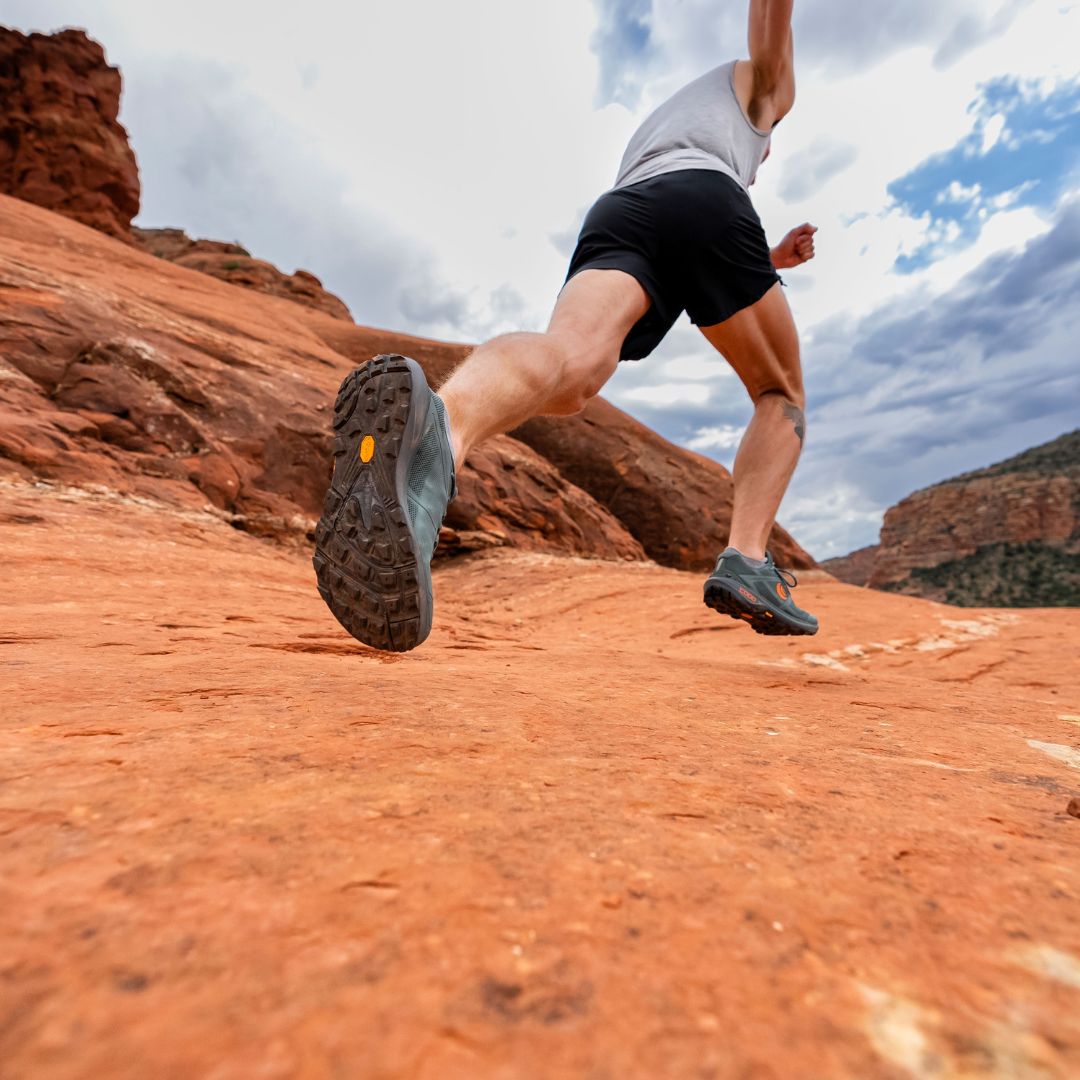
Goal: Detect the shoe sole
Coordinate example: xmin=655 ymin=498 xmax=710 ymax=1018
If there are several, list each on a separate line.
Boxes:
xmin=704 ymin=577 xmax=818 ymax=637
xmin=312 ymin=354 xmax=434 ymax=652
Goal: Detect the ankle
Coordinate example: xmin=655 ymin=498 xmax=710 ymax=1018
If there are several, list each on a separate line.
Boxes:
xmin=450 ymin=436 xmax=466 ymax=472
xmin=437 ymin=390 xmax=466 ymax=471
xmin=725 ymin=542 xmax=766 ymax=564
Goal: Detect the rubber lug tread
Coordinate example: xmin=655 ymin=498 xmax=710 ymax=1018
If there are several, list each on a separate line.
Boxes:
xmin=312 ymin=354 xmax=424 ymax=652
xmin=704 ymin=579 xmax=817 ymax=637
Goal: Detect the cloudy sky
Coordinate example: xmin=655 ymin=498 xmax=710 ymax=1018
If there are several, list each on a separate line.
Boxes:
xmin=6 ymin=0 xmax=1079 ymax=557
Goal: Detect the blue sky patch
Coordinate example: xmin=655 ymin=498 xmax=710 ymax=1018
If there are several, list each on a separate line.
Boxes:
xmin=590 ymin=0 xmax=655 ymax=107
xmin=888 ymin=76 xmax=1080 ymax=272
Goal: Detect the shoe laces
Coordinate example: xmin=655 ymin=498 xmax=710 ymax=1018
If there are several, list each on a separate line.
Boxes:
xmin=775 ymin=564 xmax=798 ymax=589
xmin=760 ymin=550 xmax=798 ymax=589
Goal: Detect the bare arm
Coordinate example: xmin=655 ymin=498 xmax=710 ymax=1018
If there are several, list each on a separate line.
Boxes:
xmin=748 ymin=0 xmax=795 ymax=127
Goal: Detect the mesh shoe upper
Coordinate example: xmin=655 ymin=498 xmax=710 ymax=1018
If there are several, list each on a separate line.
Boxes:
xmin=405 ymin=391 xmax=456 ymax=561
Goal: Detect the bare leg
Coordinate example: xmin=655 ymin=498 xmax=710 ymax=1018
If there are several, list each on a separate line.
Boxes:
xmin=438 ymin=269 xmax=649 ymax=468
xmin=698 ymin=283 xmax=805 ymax=561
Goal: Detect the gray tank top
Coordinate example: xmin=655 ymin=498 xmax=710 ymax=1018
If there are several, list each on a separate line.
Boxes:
xmin=612 ymin=60 xmax=770 ymax=193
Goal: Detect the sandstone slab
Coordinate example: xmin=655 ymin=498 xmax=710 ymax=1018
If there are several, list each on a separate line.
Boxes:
xmin=513 ymin=401 xmax=814 ymax=573
xmin=0 ymin=196 xmax=646 ymax=561
xmin=1 ymin=479 xmax=1078 ymax=1078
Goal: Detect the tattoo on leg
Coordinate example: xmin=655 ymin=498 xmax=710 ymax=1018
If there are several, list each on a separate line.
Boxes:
xmin=781 ymin=400 xmax=805 ymax=444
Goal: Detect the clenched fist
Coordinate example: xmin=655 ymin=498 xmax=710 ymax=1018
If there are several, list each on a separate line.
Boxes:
xmin=771 ymin=223 xmax=818 ymax=270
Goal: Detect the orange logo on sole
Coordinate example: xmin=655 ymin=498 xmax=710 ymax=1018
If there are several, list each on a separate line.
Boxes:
xmin=775 ymin=582 xmax=789 ymax=600
xmin=737 ymin=586 xmax=759 ymax=604
xmin=359 ymin=435 xmax=375 ymax=463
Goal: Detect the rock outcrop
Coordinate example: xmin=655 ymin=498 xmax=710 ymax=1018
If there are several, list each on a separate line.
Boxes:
xmin=0 ymin=194 xmax=656 ymax=564
xmin=823 ymin=430 xmax=1080 ymax=606
xmin=132 ymin=227 xmax=353 ymax=322
xmin=0 ymin=194 xmax=811 ymax=571
xmin=442 ymin=435 xmax=645 ymax=560
xmin=0 ymin=28 xmax=139 ymax=239
xmin=512 ymin=404 xmax=814 ymax=572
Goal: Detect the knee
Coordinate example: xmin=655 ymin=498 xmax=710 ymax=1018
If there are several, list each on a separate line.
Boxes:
xmin=754 ymin=381 xmax=805 ymax=413
xmin=544 ymin=332 xmax=619 ymax=415
xmin=757 ymin=389 xmax=807 ymax=443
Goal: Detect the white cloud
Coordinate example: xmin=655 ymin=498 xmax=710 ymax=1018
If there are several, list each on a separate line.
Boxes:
xmin=621 ymin=382 xmax=711 ymax=407
xmin=932 ymin=0 xmax=1035 ymax=69
xmin=659 ymin=352 xmax=737 ymax=382
xmin=915 ymin=203 xmax=1049 ymax=291
xmin=937 ymin=181 xmax=982 ymax=204
xmin=778 ymin=483 xmax=887 ymax=560
xmin=985 ymin=181 xmax=1037 ymax=211
xmin=981 ymin=112 xmax=1007 ymax=153
xmin=686 ymin=424 xmax=746 ymax=452
xmin=777 ymin=139 xmax=859 ymax=204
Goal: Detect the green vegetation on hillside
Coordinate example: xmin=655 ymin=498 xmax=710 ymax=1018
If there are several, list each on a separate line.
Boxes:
xmin=894 ymin=541 xmax=1080 ymax=607
xmin=930 ymin=429 xmax=1080 ymax=489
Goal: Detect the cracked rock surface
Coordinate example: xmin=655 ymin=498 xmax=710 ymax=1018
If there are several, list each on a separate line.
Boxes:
xmin=1 ymin=477 xmax=1078 ymax=1079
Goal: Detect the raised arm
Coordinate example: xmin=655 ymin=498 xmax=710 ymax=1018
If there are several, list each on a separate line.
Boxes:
xmin=747 ymin=0 xmax=795 ymax=128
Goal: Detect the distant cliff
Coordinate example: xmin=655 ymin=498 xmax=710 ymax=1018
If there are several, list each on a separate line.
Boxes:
xmin=823 ymin=430 xmax=1080 ymax=606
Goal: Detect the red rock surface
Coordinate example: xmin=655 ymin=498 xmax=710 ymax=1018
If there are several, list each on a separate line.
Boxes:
xmin=0 ymin=194 xmax=805 ymax=571
xmin=441 ymin=435 xmax=645 ymax=560
xmin=0 ymin=28 xmax=139 ymax=239
xmin=2 ymin=479 xmax=1078 ymax=1078
xmin=514 ymin=404 xmax=813 ymax=573
xmin=0 ymin=194 xmax=637 ymax=561
xmin=132 ymin=226 xmax=354 ymax=322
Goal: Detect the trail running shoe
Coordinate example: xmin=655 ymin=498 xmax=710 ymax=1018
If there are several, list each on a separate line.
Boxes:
xmin=312 ymin=354 xmax=456 ymax=652
xmin=703 ymin=549 xmax=819 ymax=636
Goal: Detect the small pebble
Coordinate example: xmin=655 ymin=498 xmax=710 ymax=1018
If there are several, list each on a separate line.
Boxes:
xmin=1067 ymin=797 xmax=1080 ymax=820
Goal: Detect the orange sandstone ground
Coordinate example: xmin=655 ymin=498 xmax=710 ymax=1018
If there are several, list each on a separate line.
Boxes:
xmin=2 ymin=480 xmax=1079 ymax=1079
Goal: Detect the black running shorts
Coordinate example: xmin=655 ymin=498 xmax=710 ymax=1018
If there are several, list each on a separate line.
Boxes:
xmin=562 ymin=168 xmax=781 ymax=361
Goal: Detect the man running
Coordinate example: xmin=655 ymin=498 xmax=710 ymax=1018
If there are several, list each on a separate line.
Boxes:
xmin=313 ymin=0 xmax=818 ymax=652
